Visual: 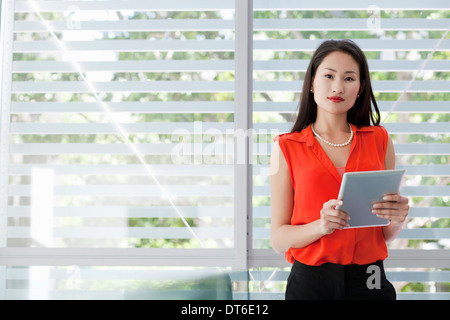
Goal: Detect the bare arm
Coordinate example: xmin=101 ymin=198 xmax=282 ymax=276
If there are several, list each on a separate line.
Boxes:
xmin=377 ymin=134 xmax=410 ymax=242
xmin=269 ymin=141 xmax=350 ymax=254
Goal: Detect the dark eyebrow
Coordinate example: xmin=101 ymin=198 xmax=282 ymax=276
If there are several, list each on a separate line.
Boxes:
xmin=324 ymin=67 xmax=357 ymax=75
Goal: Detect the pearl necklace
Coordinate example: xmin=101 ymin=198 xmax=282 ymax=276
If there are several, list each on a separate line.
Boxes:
xmin=311 ymin=123 xmax=353 ymax=147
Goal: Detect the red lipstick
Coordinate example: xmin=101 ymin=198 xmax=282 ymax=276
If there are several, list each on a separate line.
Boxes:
xmin=328 ymin=96 xmax=344 ymax=103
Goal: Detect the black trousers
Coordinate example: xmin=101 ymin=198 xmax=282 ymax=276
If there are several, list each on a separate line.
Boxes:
xmin=285 ymin=260 xmax=396 ymax=300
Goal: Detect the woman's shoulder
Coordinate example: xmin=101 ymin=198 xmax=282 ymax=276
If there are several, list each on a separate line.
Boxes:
xmin=273 ymin=129 xmax=309 ymax=143
xmin=273 ymin=132 xmax=295 ymax=142
xmin=355 ymin=124 xmax=388 ymax=136
xmin=355 ymin=125 xmax=389 ymax=149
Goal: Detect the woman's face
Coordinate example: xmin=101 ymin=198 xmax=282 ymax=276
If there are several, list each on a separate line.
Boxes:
xmin=311 ymin=51 xmax=362 ymax=118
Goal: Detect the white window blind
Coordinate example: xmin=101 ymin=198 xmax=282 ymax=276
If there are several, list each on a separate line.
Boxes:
xmin=1 ymin=0 xmax=242 ymax=269
xmin=251 ymin=0 xmax=450 ymax=299
xmin=0 ymin=0 xmax=449 ymax=300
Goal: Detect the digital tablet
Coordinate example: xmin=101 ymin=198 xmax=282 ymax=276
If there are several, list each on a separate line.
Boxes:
xmin=336 ymin=169 xmax=406 ymax=229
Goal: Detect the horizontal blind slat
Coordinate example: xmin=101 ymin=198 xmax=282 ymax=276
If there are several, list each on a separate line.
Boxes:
xmin=0 ymin=247 xmax=236 ymax=267
xmin=252 ymin=186 xmax=450 ymax=197
xmin=13 ymin=40 xmax=235 ymax=52
xmin=8 ymin=206 xmax=234 ymax=218
xmin=8 ymin=227 xmax=234 ymax=239
xmin=9 ymin=101 xmax=449 ymax=114
xmin=15 ymin=19 xmax=450 ymax=32
xmin=11 ymin=101 xmax=235 ymax=114
xmin=254 ymin=19 xmax=450 ymax=31
xmin=13 ymin=59 xmax=449 ymax=73
xmin=252 ymin=122 xmax=450 ymax=133
xmin=9 ymin=143 xmax=449 ymax=155
xmin=252 ymin=206 xmax=450 ymax=218
xmin=408 ymin=207 xmax=450 ymax=218
xmin=252 ymin=165 xmax=450 ymax=176
xmin=12 ymin=60 xmax=235 ymax=73
xmin=11 ymin=226 xmax=450 ymax=241
xmin=401 ymin=186 xmax=450 ymax=197
xmin=394 ymin=144 xmax=450 ymax=155
xmin=399 ymin=229 xmax=450 ymax=240
xmin=382 ymin=123 xmax=450 ymax=133
xmin=253 ymin=101 xmax=449 ymax=113
xmin=253 ymin=0 xmax=450 ymax=10
xmin=254 ymin=60 xmax=450 ymax=72
xmin=15 ymin=19 xmax=235 ymax=32
xmin=10 ymin=122 xmax=234 ymax=134
xmin=14 ymin=0 xmax=235 ymax=12
xmin=8 ymin=185 xmax=234 ymax=197
xmin=10 ymin=143 xmax=235 ymax=155
xmin=395 ymin=165 xmax=450 ymax=176
xmin=8 ymin=164 xmax=234 ymax=176
xmin=252 ymin=227 xmax=450 ymax=240
xmin=11 ymin=80 xmax=449 ymax=93
xmin=13 ymin=0 xmax=447 ymax=11
xmin=386 ymin=271 xmax=450 ymax=282
xmin=13 ymin=39 xmax=450 ymax=53
xmin=11 ymin=81 xmax=235 ymax=93
xmin=254 ymin=39 xmax=450 ymax=51
xmin=9 ymin=121 xmax=449 ymax=136
xmin=252 ymin=80 xmax=450 ymax=92
xmin=7 ymin=268 xmax=228 ymax=281
xmin=9 ymin=164 xmax=447 ymax=176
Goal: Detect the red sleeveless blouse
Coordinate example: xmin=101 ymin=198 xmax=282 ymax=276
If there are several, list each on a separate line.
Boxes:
xmin=275 ymin=124 xmax=389 ymax=266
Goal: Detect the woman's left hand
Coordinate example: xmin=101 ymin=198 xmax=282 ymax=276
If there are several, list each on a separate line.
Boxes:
xmin=372 ymin=194 xmax=409 ymax=226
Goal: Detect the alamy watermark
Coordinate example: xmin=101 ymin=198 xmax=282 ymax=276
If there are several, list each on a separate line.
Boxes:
xmin=366 ymin=264 xmax=381 ymax=290
xmin=66 ymin=5 xmax=82 ymax=30
xmin=170 ymin=121 xmax=280 ymax=171
xmin=366 ymin=5 xmax=382 ymax=35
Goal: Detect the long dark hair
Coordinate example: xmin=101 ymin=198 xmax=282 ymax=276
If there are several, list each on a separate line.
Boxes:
xmin=291 ymin=39 xmax=380 ymax=132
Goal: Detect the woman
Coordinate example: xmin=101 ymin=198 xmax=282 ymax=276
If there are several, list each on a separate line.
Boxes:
xmin=270 ymin=39 xmax=409 ymax=300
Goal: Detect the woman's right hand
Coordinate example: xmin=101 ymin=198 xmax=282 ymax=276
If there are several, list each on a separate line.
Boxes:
xmin=318 ymin=199 xmax=351 ymax=235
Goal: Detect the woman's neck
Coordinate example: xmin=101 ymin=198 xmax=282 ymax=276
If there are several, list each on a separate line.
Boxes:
xmin=313 ymin=113 xmax=350 ymax=135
